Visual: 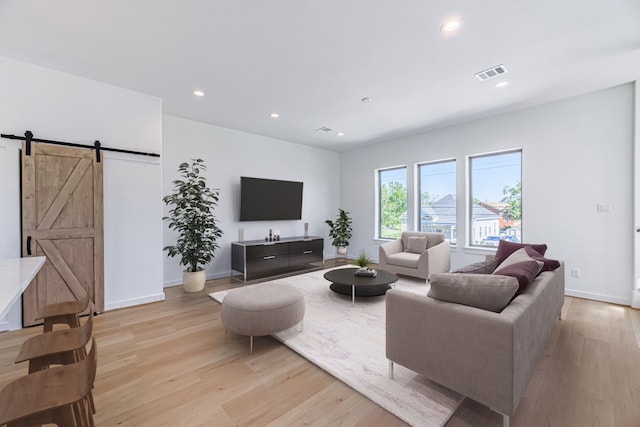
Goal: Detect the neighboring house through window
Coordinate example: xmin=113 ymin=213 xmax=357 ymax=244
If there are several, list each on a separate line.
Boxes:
xmin=417 ymin=160 xmax=457 ymax=244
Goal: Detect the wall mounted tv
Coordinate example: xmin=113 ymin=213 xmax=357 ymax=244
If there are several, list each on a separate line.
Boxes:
xmin=240 ymin=177 xmax=303 ymax=221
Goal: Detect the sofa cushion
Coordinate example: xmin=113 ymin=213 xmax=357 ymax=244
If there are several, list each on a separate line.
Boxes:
xmin=495 ymin=240 xmax=548 ymax=265
xmin=401 ymin=232 xmax=444 ymax=250
xmin=523 ymin=246 xmax=561 ymax=272
xmin=387 ymin=252 xmax=420 ymax=268
xmin=405 ymin=236 xmax=428 ymax=254
xmin=427 ymin=273 xmax=519 ymax=312
xmin=495 ymin=247 xmax=543 ymax=273
xmin=493 ymin=259 xmax=543 ymax=293
xmin=452 ymin=259 xmax=498 ymax=274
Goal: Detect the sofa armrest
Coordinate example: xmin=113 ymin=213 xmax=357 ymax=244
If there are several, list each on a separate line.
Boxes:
xmin=379 ymin=239 xmax=403 ymax=263
xmin=422 ymin=240 xmax=451 ymax=276
xmin=386 ymin=289 xmax=515 ymax=415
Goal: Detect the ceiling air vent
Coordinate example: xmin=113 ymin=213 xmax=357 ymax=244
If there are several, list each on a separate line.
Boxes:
xmin=316 ymin=126 xmax=333 ymax=133
xmin=474 ymin=65 xmax=508 ymax=81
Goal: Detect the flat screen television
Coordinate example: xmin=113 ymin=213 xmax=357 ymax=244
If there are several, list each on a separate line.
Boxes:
xmin=240 ymin=177 xmax=303 ymax=221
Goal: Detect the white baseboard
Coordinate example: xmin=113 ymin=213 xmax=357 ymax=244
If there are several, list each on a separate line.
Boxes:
xmin=565 ymin=288 xmax=631 ymax=306
xmin=104 ymin=292 xmax=165 ymax=311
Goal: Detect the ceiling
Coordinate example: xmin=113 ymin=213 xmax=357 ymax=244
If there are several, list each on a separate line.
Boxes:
xmin=0 ymin=1 xmax=639 ymax=152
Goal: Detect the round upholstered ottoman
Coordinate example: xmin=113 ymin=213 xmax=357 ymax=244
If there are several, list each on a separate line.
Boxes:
xmin=221 ymin=283 xmax=305 ymax=354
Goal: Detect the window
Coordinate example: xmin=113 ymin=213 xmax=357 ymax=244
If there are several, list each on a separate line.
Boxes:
xmin=469 ymin=150 xmax=522 ymax=247
xmin=377 ymin=166 xmax=407 ymax=239
xmin=417 ymin=160 xmax=456 ymax=244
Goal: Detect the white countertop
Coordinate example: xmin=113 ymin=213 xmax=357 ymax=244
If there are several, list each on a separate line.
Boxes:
xmin=0 ymin=256 xmax=46 ymax=320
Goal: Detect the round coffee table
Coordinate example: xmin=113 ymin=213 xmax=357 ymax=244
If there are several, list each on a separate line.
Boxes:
xmin=324 ymin=268 xmax=398 ymax=304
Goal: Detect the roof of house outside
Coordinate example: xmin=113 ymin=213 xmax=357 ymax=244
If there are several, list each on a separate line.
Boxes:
xmin=418 ymin=194 xmax=500 ymax=225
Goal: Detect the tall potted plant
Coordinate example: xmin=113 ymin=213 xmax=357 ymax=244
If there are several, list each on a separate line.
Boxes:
xmin=163 ymin=158 xmax=223 ymax=292
xmin=325 ymin=208 xmax=353 ymax=256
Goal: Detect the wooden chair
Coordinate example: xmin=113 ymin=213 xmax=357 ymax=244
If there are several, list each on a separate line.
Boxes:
xmin=37 ymin=292 xmax=91 ymax=332
xmin=16 ymin=311 xmax=96 ymax=415
xmin=0 ymin=337 xmax=97 ymax=427
xmin=16 ymin=311 xmax=94 ymax=373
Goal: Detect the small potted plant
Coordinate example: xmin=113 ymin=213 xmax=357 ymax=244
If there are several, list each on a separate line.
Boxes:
xmin=325 ymin=208 xmax=353 ymax=256
xmin=355 ymin=250 xmax=372 ymax=268
xmin=163 ymin=158 xmax=223 ymax=292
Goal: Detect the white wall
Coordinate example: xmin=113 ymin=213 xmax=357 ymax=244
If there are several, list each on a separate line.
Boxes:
xmin=342 ymin=84 xmax=635 ymax=305
xmin=0 ymin=56 xmax=164 ymax=330
xmin=162 ymin=115 xmax=341 ymax=286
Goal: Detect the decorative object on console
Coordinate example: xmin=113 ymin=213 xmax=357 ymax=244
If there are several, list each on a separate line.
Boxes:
xmin=325 ymin=208 xmax=353 ymax=256
xmin=162 ymin=158 xmax=223 ymax=292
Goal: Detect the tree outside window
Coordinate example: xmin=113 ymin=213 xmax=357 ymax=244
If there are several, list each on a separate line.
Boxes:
xmin=378 ymin=167 xmax=407 ymax=239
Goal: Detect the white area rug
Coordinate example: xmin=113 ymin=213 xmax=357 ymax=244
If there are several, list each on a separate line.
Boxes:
xmin=209 ymin=266 xmax=463 ymax=426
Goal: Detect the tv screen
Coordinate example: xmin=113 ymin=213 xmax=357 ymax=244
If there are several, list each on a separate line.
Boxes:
xmin=240 ymin=177 xmax=303 ymax=221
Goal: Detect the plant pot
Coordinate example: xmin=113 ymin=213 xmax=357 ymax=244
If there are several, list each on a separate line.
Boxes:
xmin=183 ymin=270 xmax=206 ymax=292
xmin=337 ymin=246 xmax=347 ymax=256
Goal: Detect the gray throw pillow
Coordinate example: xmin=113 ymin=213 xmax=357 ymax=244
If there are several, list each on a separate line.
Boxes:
xmin=405 ymin=236 xmax=428 ymax=254
xmin=427 ymin=273 xmax=519 ymax=312
xmin=452 ymin=260 xmax=498 ymax=274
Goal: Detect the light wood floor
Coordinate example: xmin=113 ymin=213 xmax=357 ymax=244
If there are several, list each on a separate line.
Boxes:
xmin=1 ymin=262 xmax=639 ymax=426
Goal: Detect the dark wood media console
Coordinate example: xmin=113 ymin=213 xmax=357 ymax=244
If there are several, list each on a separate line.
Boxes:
xmin=231 ymin=236 xmax=324 ymax=281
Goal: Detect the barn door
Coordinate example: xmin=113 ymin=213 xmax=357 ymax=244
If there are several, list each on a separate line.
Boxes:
xmin=21 ymin=142 xmax=104 ymax=327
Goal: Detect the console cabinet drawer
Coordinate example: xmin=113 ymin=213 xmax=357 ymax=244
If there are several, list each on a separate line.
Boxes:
xmin=246 ymin=255 xmax=289 ymax=277
xmin=246 ymin=242 xmax=290 ymax=259
xmin=289 ymin=239 xmax=323 ymax=254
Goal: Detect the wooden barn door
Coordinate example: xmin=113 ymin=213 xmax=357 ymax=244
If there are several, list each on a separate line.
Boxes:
xmin=21 ymin=143 xmax=104 ymax=327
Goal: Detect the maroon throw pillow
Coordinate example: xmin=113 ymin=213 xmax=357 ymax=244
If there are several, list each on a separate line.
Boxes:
xmin=493 ymin=260 xmax=541 ymax=294
xmin=523 ymin=246 xmax=560 ymax=272
xmin=495 ymin=240 xmax=548 ymax=265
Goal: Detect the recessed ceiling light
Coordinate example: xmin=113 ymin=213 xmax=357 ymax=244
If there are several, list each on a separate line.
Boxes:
xmin=441 ymin=19 xmax=461 ymax=33
xmin=269 ymin=112 xmax=280 ymax=118
xmin=193 ymin=90 xmax=205 ymax=97
xmin=495 ymin=81 xmax=509 ymax=88
xmin=337 ymin=132 xmax=344 ymax=136
xmin=361 ymin=97 xmax=372 ymax=103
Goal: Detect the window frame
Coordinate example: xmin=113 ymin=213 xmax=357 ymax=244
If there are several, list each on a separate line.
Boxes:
xmin=416 ymin=158 xmax=457 ymax=245
xmin=467 ymin=148 xmax=522 ymax=248
xmin=375 ymin=165 xmax=408 ymax=240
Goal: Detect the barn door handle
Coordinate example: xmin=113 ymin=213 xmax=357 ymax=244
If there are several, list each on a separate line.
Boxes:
xmin=26 ymin=236 xmax=32 ymax=255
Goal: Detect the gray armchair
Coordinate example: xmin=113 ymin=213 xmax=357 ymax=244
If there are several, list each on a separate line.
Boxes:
xmin=378 ymin=231 xmax=450 ymax=279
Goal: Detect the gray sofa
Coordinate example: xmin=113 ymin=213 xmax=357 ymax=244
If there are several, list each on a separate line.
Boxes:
xmin=386 ymin=261 xmax=564 ymax=427
xmin=378 ymin=231 xmax=451 ymax=279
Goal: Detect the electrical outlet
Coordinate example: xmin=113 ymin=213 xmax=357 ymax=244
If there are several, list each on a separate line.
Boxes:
xmin=571 ymin=268 xmax=581 ymax=278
